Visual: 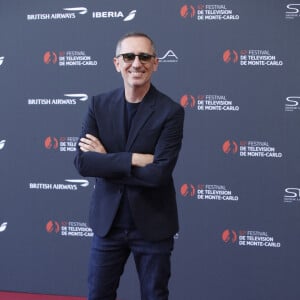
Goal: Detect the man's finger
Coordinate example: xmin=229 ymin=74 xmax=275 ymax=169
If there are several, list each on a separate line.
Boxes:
xmin=86 ymin=134 xmax=97 ymax=141
xmin=80 ymin=146 xmax=89 ymax=152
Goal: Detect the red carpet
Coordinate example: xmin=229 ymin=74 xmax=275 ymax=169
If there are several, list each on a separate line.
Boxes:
xmin=0 ymin=292 xmax=85 ymax=300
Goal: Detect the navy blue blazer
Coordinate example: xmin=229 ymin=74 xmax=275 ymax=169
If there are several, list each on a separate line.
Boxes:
xmin=74 ymin=85 xmax=184 ymax=241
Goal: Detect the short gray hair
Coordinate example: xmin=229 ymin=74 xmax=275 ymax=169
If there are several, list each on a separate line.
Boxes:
xmin=115 ymin=32 xmax=156 ymax=56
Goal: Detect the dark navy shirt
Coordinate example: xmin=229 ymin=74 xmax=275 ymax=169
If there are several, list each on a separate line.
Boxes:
xmin=112 ymin=98 xmax=141 ymax=229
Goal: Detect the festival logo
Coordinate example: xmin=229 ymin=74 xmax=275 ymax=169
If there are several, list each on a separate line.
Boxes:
xmin=44 ymin=137 xmax=59 ymax=150
xmin=180 ymin=5 xmax=197 ymax=18
xmin=222 ymin=229 xmax=281 ymax=248
xmin=46 ymin=220 xmax=60 ymax=233
xmin=44 ymin=51 xmax=58 ymax=64
xmin=43 ymin=51 xmax=98 ymax=67
xmin=180 ymin=94 xmax=239 ymax=111
xmin=285 ymin=4 xmax=300 ymax=19
xmin=29 ymin=179 xmax=89 ymax=191
xmin=180 ymin=183 xmax=196 ymax=197
xmin=0 ymin=139 xmax=6 ymax=150
xmin=285 ymin=96 xmax=300 ymax=112
xmin=222 ymin=139 xmax=283 ymax=158
xmin=180 ymin=95 xmax=196 ymax=108
xmin=46 ymin=220 xmax=93 ymax=238
xmin=28 ymin=93 xmax=88 ymax=105
xmin=180 ymin=4 xmax=240 ymax=21
xmin=222 ymin=229 xmax=237 ymax=243
xmin=44 ymin=136 xmax=78 ymax=152
xmin=223 ymin=49 xmax=283 ymax=67
xmin=284 ymin=187 xmax=300 ymax=203
xmin=222 ymin=140 xmax=238 ymax=154
xmin=181 ymin=183 xmax=239 ymax=201
xmin=223 ymin=49 xmax=239 ymax=63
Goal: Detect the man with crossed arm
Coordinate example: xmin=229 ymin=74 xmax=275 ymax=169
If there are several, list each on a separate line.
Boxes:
xmin=74 ymin=32 xmax=184 ymax=300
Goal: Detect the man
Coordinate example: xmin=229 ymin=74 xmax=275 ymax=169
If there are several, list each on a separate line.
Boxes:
xmin=74 ymin=32 xmax=184 ymax=300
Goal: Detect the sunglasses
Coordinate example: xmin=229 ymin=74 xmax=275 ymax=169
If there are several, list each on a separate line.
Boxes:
xmin=116 ymin=53 xmax=156 ymax=63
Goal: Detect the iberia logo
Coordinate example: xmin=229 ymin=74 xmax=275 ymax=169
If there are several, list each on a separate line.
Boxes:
xmin=44 ymin=51 xmax=58 ymax=64
xmin=222 ymin=229 xmax=238 ymax=243
xmin=223 ymin=49 xmax=239 ymax=63
xmin=0 ymin=139 xmax=6 ymax=150
xmin=44 ymin=136 xmax=59 ymax=150
xmin=0 ymin=222 xmax=8 ymax=232
xmin=222 ymin=140 xmax=238 ymax=154
xmin=180 ymin=95 xmax=196 ymax=108
xmin=46 ymin=220 xmax=60 ymax=234
xmin=180 ymin=183 xmax=196 ymax=197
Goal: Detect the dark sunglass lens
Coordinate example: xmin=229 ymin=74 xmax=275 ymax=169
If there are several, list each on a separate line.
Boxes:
xmin=123 ymin=53 xmax=135 ymax=61
xmin=139 ymin=54 xmax=151 ymax=61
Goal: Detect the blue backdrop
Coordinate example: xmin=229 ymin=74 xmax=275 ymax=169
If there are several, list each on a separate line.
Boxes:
xmin=1 ymin=1 xmax=300 ymax=299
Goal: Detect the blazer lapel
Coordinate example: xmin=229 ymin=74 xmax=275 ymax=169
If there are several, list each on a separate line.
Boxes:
xmin=111 ymin=89 xmax=127 ymax=151
xmin=125 ymin=86 xmax=156 ymax=151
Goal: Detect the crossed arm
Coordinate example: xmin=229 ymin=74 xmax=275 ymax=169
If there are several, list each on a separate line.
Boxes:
xmin=76 ymin=103 xmax=184 ymax=187
xmin=79 ymin=134 xmax=154 ymax=167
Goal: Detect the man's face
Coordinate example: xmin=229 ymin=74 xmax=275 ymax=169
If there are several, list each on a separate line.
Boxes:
xmin=113 ymin=36 xmax=158 ymax=90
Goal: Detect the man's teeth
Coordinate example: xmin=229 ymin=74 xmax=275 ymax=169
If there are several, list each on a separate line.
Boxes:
xmin=130 ymin=71 xmax=144 ymax=73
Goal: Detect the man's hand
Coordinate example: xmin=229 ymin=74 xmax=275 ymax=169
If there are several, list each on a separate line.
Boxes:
xmin=132 ymin=153 xmax=154 ymax=167
xmin=79 ymin=134 xmax=107 ymax=154
xmin=79 ymin=134 xmax=153 ymax=167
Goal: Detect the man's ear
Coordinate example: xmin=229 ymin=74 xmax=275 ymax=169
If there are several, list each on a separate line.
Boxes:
xmin=113 ymin=57 xmax=121 ymax=72
xmin=153 ymin=57 xmax=159 ymax=72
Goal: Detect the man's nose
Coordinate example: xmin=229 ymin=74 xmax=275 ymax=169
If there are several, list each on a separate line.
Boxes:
xmin=132 ymin=55 xmax=143 ymax=67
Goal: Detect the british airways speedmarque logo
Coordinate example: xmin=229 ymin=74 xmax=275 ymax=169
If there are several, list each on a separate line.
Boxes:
xmin=63 ymin=7 xmax=88 ymax=15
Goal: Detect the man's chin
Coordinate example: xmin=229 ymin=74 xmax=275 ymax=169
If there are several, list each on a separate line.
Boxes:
xmin=129 ymin=79 xmax=147 ymax=87
xmin=130 ymin=75 xmax=145 ymax=81
xmin=124 ymin=77 xmax=151 ymax=89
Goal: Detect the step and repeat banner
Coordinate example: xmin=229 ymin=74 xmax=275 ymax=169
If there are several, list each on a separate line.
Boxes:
xmin=1 ymin=1 xmax=300 ymax=299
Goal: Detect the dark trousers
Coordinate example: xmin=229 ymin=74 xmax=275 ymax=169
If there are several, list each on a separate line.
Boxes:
xmin=88 ymin=228 xmax=174 ymax=300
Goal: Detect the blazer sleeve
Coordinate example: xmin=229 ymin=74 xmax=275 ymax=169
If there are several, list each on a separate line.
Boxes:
xmin=74 ymin=94 xmax=184 ymax=187
xmin=74 ymin=96 xmax=132 ymax=178
xmin=110 ymin=104 xmax=184 ymax=187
